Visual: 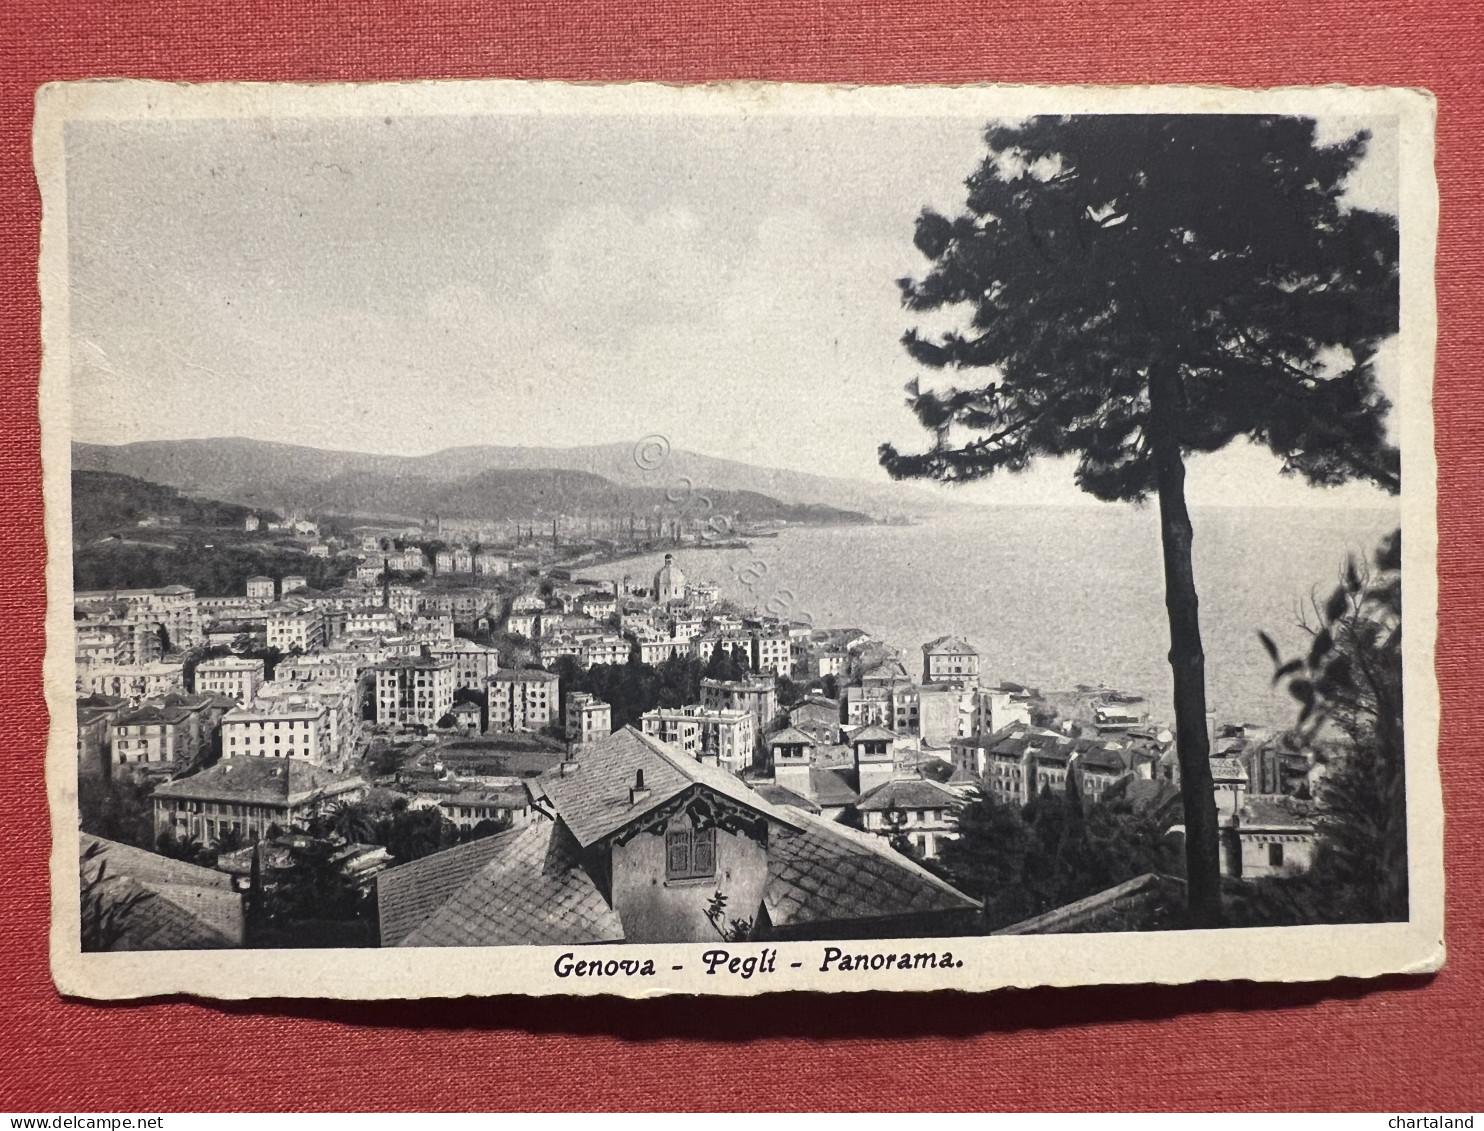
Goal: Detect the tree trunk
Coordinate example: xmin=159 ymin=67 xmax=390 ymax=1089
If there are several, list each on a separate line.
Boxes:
xmin=1148 ymin=361 xmax=1224 ymax=927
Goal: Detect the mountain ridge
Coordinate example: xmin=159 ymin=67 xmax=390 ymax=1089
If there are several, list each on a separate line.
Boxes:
xmin=71 ymin=437 xmax=962 ymax=519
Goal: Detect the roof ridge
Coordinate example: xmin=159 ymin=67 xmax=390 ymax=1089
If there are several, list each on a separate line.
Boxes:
xmin=786 ymin=808 xmax=982 ymax=909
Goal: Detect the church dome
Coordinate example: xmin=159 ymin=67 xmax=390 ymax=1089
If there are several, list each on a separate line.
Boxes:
xmin=653 ymin=553 xmax=686 ymax=603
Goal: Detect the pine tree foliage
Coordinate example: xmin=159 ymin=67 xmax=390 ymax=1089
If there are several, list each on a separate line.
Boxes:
xmin=1262 ymin=529 xmax=1406 ymax=922
xmin=881 ymin=115 xmax=1401 ymax=924
xmin=882 ymin=116 xmax=1399 ymax=498
xmin=938 ymin=784 xmax=1183 ymax=931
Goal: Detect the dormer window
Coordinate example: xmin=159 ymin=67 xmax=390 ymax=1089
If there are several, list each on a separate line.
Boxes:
xmin=666 ymin=825 xmax=716 ymax=881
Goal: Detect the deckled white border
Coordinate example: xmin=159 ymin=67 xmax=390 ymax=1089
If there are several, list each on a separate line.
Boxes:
xmin=36 ymin=80 xmax=1443 ymax=1001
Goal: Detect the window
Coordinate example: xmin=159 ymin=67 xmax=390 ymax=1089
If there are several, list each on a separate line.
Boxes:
xmin=665 ymin=826 xmax=716 ymax=881
xmin=1268 ymin=843 xmax=1284 ymax=867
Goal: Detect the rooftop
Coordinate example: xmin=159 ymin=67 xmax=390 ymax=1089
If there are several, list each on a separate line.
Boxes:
xmin=381 ymin=820 xmax=624 ymax=948
xmin=1210 ymin=757 xmax=1250 ymax=782
xmin=792 ymin=696 xmax=840 ymax=713
xmin=152 ymin=757 xmax=364 ymax=806
xmin=768 ymin=726 xmax=817 ymax=747
xmin=857 ymin=777 xmax=965 ymax=812
xmin=1239 ymin=798 xmax=1313 ymax=831
xmin=923 ymin=635 xmax=978 ymax=656
xmin=752 ymin=782 xmax=821 ymax=813
xmin=808 ymin=766 xmax=860 ymax=807
xmin=115 ymin=704 xmax=193 ymax=727
xmin=80 ymin=834 xmax=241 ymax=950
xmin=536 ymin=727 xmax=803 ymax=850
xmin=491 ymin=669 xmax=560 ymax=684
xmin=372 ymin=655 xmax=455 ymax=672
xmin=763 ymin=809 xmax=980 ymax=932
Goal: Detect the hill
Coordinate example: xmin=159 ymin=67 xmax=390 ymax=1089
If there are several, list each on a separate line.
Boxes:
xmin=71 ymin=470 xmax=267 ymax=544
xmin=72 ymin=438 xmax=959 ymax=520
xmin=71 ymin=443 xmax=875 ymax=527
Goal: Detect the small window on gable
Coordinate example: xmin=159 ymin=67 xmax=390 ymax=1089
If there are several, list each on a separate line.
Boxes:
xmin=666 ymin=825 xmax=716 ymax=881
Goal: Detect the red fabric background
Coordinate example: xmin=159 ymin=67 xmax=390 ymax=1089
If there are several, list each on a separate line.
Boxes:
xmin=2 ymin=1 xmax=1481 ymax=1112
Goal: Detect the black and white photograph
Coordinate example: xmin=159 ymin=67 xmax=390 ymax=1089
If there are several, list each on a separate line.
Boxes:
xmin=37 ymin=80 xmax=1442 ymax=999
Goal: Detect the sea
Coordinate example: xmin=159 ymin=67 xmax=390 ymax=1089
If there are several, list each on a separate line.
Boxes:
xmin=579 ymin=504 xmax=1401 ymax=731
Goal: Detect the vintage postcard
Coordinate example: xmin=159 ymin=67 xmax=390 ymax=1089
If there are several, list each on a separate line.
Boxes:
xmin=37 ymin=79 xmax=1442 ymax=1000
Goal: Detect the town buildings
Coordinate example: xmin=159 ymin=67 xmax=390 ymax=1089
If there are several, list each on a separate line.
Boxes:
xmin=267 ymin=609 xmax=326 ymax=653
xmin=82 ymin=661 xmax=186 ymax=702
xmin=72 ymin=506 xmax=1332 ymax=951
xmin=372 ymin=652 xmax=456 ymax=728
xmin=194 ymin=656 xmax=265 ymax=705
xmin=252 ymin=679 xmax=360 ymax=768
xmin=342 ymin=607 xmax=398 ymax=637
xmin=431 ymin=785 xmax=532 ymax=832
xmin=856 ymin=778 xmax=965 ymax=859
xmin=152 ymin=757 xmax=365 ymax=847
xmin=922 ymin=635 xmax=980 ymax=687
xmin=77 ymin=695 xmax=125 ymax=779
xmin=75 ymin=585 xmax=202 ymax=654
xmin=377 ymin=727 xmax=981 ymax=946
xmin=488 ymin=670 xmax=559 ymax=733
xmin=427 ymin=638 xmax=501 ymax=690
xmin=565 ymin=691 xmax=612 ymax=746
xmin=751 ymin=627 xmax=793 ymax=678
xmin=110 ymin=702 xmax=199 ymax=773
xmin=850 ymin=724 xmax=898 ymax=796
xmin=788 ymin=696 xmax=841 ymax=745
xmin=700 ymin=677 xmax=777 ymax=759
xmin=220 ymin=697 xmax=332 ymax=765
xmin=639 ymin=705 xmax=756 ymax=774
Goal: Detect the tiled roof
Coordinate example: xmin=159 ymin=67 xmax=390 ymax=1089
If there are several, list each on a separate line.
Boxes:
xmin=793 ymin=696 xmax=839 ymax=712
xmin=764 ymin=810 xmax=979 ymax=931
xmin=994 ymin=873 xmax=1184 ymax=936
xmin=1240 ymin=798 xmax=1313 ymax=831
xmin=753 ymin=783 xmax=821 ymax=813
xmin=537 ymin=727 xmax=803 ymax=849
xmin=808 ymin=766 xmax=860 ymax=807
xmin=377 ymin=831 xmax=521 ymax=945
xmin=1209 ymin=757 xmax=1250 ymax=781
xmin=440 ymin=786 xmax=530 ymax=809
xmin=81 ymin=835 xmax=242 ymax=951
xmin=768 ymin=726 xmax=816 ymax=747
xmin=152 ymin=757 xmax=365 ymax=806
xmin=1104 ymin=776 xmax=1183 ymax=821
xmin=857 ymin=777 xmax=964 ymax=812
xmin=77 ymin=693 xmax=127 ymax=710
xmin=395 ymin=820 xmax=624 ymax=947
xmin=923 ymin=635 xmax=977 ymax=655
xmin=848 ymin=724 xmax=897 ymax=743
xmin=812 ymin=744 xmax=855 ymax=769
xmin=115 ymin=705 xmax=192 ymax=727
xmin=372 ymin=655 xmax=454 ymax=671
xmin=82 ymin=833 xmax=234 ymax=892
xmin=1076 ymin=745 xmax=1130 ymax=773
xmin=90 ymin=875 xmax=242 ymax=951
xmin=492 ymin=669 xmax=559 ymax=683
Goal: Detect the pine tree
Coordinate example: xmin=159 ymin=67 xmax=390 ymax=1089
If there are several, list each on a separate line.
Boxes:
xmin=881 ymin=116 xmax=1400 ymax=925
xmin=936 ymin=787 xmax=1037 ymax=929
xmin=1264 ymin=529 xmax=1405 ymax=922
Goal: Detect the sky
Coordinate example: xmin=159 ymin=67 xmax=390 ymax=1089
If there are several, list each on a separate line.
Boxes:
xmin=64 ymin=108 xmax=1402 ymax=508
